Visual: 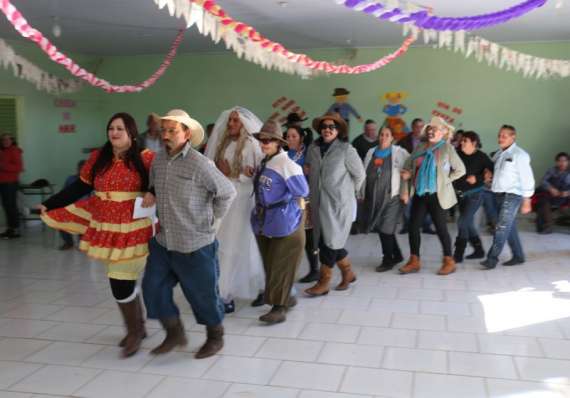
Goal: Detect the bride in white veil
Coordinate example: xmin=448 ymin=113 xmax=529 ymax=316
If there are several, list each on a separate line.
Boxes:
xmin=206 ymin=106 xmax=265 ymax=311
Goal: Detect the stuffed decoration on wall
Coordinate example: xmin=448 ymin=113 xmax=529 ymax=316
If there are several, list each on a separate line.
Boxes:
xmin=327 ymin=88 xmax=363 ymax=127
xmin=382 ymin=91 xmax=409 ymax=141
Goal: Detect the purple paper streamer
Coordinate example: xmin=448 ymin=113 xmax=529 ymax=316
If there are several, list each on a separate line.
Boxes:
xmin=341 ymin=0 xmax=547 ymax=31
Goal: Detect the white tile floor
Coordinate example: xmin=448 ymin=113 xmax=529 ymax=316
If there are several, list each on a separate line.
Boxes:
xmin=0 ymin=224 xmax=569 ymax=397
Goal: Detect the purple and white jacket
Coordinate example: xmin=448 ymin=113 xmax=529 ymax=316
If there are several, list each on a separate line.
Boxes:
xmin=251 ymin=151 xmax=309 ymax=237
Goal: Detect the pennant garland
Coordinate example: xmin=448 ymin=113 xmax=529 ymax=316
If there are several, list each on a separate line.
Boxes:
xmin=0 ymin=0 xmax=185 ymax=93
xmin=403 ymin=25 xmax=570 ymax=79
xmin=337 ymin=0 xmax=547 ymax=31
xmin=153 ymin=0 xmax=416 ymax=77
xmin=0 ymin=39 xmax=82 ymax=94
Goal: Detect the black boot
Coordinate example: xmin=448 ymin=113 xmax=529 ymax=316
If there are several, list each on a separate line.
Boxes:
xmin=466 ymin=236 xmax=485 ymax=259
xmin=453 ymin=237 xmax=468 ymax=263
xmin=251 ymin=292 xmax=265 ymax=307
xmin=299 ymin=230 xmax=319 ymax=283
xmin=376 ymin=233 xmax=396 ymax=272
xmin=391 ymin=235 xmax=404 ymax=264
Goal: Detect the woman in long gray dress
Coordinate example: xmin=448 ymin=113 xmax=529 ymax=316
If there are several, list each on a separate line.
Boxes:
xmin=304 ymin=113 xmax=365 ymax=297
xmin=360 ymin=126 xmax=410 ymax=272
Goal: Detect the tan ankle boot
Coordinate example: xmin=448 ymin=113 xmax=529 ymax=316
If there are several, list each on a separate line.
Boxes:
xmin=437 ymin=256 xmax=456 ymax=275
xmin=304 ymin=265 xmax=333 ymax=297
xmin=399 ymin=255 xmax=421 ymax=274
xmin=195 ymin=325 xmax=224 ymax=359
xmin=151 ymin=318 xmax=188 ymax=355
xmin=335 ymin=257 xmax=356 ymax=291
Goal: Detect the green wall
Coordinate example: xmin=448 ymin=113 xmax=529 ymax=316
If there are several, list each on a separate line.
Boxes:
xmin=1 ymin=39 xmax=570 ymax=194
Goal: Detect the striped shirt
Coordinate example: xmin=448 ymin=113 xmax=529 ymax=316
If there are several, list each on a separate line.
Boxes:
xmin=151 ymin=142 xmax=236 ymax=253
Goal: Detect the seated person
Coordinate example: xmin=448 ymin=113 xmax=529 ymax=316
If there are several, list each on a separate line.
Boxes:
xmin=535 ymin=152 xmax=570 ymax=234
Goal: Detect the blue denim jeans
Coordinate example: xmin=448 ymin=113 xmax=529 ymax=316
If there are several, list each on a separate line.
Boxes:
xmin=457 ymin=191 xmax=483 ymax=240
xmin=142 ymin=238 xmax=224 ymax=326
xmin=486 ymin=193 xmax=524 ymax=264
xmin=482 ymin=189 xmax=498 ymax=225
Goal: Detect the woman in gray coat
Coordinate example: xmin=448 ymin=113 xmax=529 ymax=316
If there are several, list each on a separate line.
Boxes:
xmin=304 ymin=113 xmax=366 ymax=297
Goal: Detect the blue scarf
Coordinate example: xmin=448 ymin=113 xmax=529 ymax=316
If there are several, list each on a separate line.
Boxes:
xmin=413 ymin=140 xmax=445 ymax=196
xmin=373 ymin=146 xmax=392 ymax=159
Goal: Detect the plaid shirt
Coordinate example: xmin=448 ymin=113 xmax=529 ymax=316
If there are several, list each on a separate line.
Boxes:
xmin=151 ymin=142 xmax=236 ymax=253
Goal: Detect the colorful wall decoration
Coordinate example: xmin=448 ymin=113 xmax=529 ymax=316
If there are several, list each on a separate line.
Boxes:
xmin=381 ymin=91 xmax=409 ymax=141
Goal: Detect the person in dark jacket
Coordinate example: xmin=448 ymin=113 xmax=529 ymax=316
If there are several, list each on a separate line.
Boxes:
xmin=452 ymin=131 xmax=494 ymax=262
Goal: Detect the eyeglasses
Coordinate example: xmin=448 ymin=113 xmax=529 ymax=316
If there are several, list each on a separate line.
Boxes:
xmin=321 ymin=124 xmax=337 ymax=131
xmin=259 ymin=138 xmax=277 ymax=145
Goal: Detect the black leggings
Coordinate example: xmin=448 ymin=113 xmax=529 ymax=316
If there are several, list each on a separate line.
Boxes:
xmin=0 ymin=182 xmax=20 ymax=230
xmin=304 ymin=228 xmax=319 ymax=269
xmin=109 ymin=278 xmax=137 ymax=302
xmin=319 ymin=237 xmax=348 ymax=267
xmin=409 ymin=194 xmax=452 ymax=257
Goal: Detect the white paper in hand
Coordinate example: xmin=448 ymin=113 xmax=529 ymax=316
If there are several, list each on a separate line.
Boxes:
xmin=133 ymin=197 xmax=156 ymax=219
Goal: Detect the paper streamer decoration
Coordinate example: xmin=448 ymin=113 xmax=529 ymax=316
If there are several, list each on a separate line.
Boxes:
xmin=154 ymin=0 xmax=416 ymax=77
xmin=337 ymin=0 xmax=547 ymax=31
xmin=0 ymin=39 xmax=82 ymax=94
xmin=403 ymin=25 xmax=570 ymax=79
xmin=0 ymin=0 xmax=185 ymax=93
xmin=269 ymin=97 xmax=307 ymax=124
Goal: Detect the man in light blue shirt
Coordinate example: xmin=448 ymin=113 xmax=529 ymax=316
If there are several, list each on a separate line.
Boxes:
xmin=481 ymin=125 xmax=535 ymax=269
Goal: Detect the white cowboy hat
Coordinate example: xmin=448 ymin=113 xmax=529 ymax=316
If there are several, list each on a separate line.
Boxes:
xmin=160 ymin=109 xmax=205 ymax=148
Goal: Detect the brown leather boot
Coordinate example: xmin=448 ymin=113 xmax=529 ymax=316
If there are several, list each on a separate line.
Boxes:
xmin=259 ymin=305 xmax=287 ymax=324
xmin=399 ymin=255 xmax=421 ymax=274
xmin=335 ymin=257 xmax=357 ymax=291
xmin=195 ymin=325 xmax=224 ymax=359
xmin=117 ymin=297 xmax=145 ymax=358
xmin=118 ymin=295 xmax=146 ymax=348
xmin=304 ymin=265 xmax=333 ymax=297
xmin=151 ymin=318 xmax=188 ymax=355
xmin=437 ymin=256 xmax=456 ymax=275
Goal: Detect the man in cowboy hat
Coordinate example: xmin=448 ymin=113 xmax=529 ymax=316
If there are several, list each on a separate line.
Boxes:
xmin=141 ymin=109 xmax=237 ymax=359
xmin=327 ymin=88 xmax=363 ymax=126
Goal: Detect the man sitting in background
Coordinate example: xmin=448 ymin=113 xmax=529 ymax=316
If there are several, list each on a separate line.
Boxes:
xmin=352 ymin=119 xmax=378 ymax=161
xmin=535 ymin=152 xmax=570 ymax=234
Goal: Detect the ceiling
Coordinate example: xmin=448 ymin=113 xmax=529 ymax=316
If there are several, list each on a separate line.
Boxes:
xmin=1 ymin=0 xmax=569 ymax=56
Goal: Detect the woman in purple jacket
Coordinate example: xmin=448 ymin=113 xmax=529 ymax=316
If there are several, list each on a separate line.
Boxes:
xmin=251 ymin=121 xmax=309 ymax=324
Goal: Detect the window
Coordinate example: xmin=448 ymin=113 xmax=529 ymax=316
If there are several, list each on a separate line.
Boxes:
xmin=0 ymin=97 xmax=18 ymax=137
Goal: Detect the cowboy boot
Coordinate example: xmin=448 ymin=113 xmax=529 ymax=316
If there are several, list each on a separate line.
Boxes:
xmin=151 ymin=318 xmax=188 ymax=355
xmin=465 ymin=236 xmax=485 ymax=259
xmin=195 ymin=325 xmax=224 ymax=359
xmin=304 ymin=265 xmax=333 ymax=297
xmin=335 ymin=257 xmax=357 ymax=291
xmin=399 ymin=255 xmax=421 ymax=274
xmin=119 ymin=295 xmax=147 ymax=348
xmin=117 ymin=297 xmax=145 ymax=358
xmin=437 ymin=256 xmax=457 ymax=276
xmin=259 ymin=306 xmax=287 ymax=324
xmin=453 ymin=237 xmax=468 ymax=263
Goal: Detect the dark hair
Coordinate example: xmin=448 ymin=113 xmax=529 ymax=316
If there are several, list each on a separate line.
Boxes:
xmin=461 ymin=131 xmax=482 ymax=149
xmin=364 ymin=119 xmax=376 ymax=126
xmin=319 ymin=121 xmax=348 ymax=142
xmin=379 ymin=125 xmax=394 ymax=137
xmin=556 ymin=152 xmax=569 ymax=161
xmin=1 ymin=133 xmax=16 ymax=146
xmin=411 ymin=118 xmax=424 ymax=127
xmin=501 ymin=124 xmax=517 ymax=134
xmin=286 ymin=125 xmax=313 ymax=148
xmin=91 ymin=113 xmax=149 ymax=191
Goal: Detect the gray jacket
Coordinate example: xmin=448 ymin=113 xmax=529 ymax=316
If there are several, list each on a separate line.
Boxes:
xmin=306 ymin=140 xmax=365 ymax=250
xmin=400 ymin=141 xmax=465 ymax=210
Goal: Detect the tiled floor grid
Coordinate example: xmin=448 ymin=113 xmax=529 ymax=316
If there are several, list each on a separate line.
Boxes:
xmin=0 ymin=225 xmax=569 ymax=397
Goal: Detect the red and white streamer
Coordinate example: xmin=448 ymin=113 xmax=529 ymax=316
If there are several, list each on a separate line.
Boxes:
xmin=154 ymin=0 xmax=417 ymax=76
xmin=0 ymin=0 xmax=185 ymax=93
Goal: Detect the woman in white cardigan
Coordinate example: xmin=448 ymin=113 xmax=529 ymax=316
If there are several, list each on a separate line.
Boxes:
xmin=360 ymin=126 xmax=410 ymax=272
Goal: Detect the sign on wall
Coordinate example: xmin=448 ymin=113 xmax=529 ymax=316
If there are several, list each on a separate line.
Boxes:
xmin=54 ymin=98 xmax=77 ymax=134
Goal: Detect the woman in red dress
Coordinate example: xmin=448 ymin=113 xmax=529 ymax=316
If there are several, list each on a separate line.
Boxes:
xmin=40 ymin=113 xmax=155 ymax=357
